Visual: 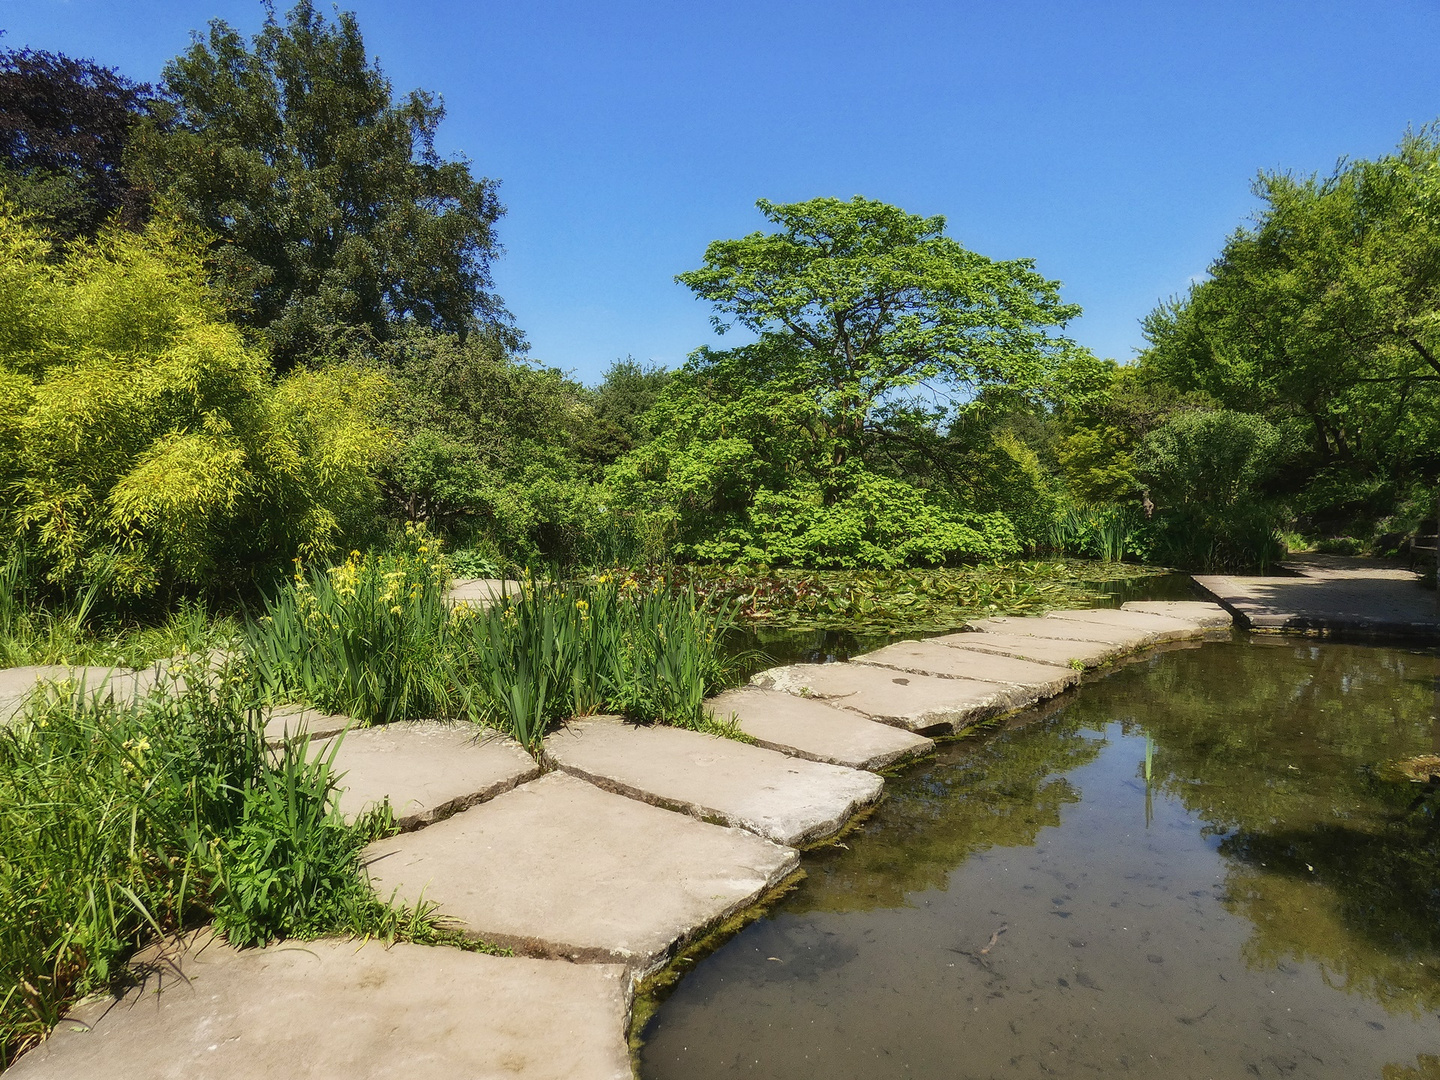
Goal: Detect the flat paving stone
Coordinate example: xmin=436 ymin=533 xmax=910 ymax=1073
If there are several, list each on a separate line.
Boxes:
xmin=852 ymin=639 xmax=1080 ymax=696
xmin=965 ymin=615 xmax=1140 ymax=644
xmin=263 ymin=704 xmax=354 ymax=745
xmin=9 ymin=935 xmax=630 ymax=1080
xmin=545 ymin=716 xmax=882 ymax=846
xmin=709 ymin=686 xmax=933 ymax=770
xmin=0 ymin=665 xmax=166 ymax=722
xmin=364 ymin=771 xmax=799 ymax=977
xmin=930 ymin=630 xmax=1126 ymax=669
xmin=1041 ymin=607 xmax=1219 ymax=645
xmin=447 ymin=577 xmax=521 ymax=607
xmin=1195 ymin=553 xmax=1440 ymax=638
xmin=1121 ymin=600 xmax=1233 ymax=628
xmin=314 ymin=722 xmax=540 ymax=830
xmin=750 ymin=662 xmax=1017 ymax=733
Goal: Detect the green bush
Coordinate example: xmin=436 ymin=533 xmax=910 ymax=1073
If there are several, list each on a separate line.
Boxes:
xmin=684 ymin=473 xmax=1020 ymax=570
xmin=1136 ymin=410 xmax=1287 ymax=571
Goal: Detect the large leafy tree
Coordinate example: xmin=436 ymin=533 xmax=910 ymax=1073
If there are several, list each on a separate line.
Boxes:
xmin=132 ymin=1 xmax=515 ymax=369
xmin=676 ymin=196 xmax=1083 ymax=485
xmin=1140 ymin=129 xmax=1440 ymax=525
xmin=0 ymin=48 xmax=152 ymax=239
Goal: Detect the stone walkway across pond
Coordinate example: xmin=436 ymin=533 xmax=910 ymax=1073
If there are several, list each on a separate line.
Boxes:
xmin=13 ymin=600 xmax=1232 ymax=1079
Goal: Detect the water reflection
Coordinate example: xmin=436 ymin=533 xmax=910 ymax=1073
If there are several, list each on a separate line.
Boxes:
xmin=640 ymin=638 xmax=1440 ymax=1079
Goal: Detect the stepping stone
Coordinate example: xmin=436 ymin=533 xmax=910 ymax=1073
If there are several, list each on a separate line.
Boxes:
xmin=8 ymin=935 xmax=630 ymax=1080
xmin=447 ymin=577 xmax=521 ymax=607
xmin=1121 ymin=600 xmax=1233 ymax=628
xmin=364 ymin=772 xmax=798 ymax=977
xmin=314 ymin=722 xmax=540 ymax=830
xmin=1041 ymin=607 xmax=1217 ymax=645
xmin=709 ymin=686 xmax=933 ymax=770
xmin=545 ymin=716 xmax=882 ymax=846
xmin=852 ymin=639 xmax=1079 ymax=696
xmin=264 ymin=704 xmax=353 ymax=746
xmin=965 ymin=614 xmax=1139 ymax=643
xmin=0 ymin=665 xmax=166 ymax=723
xmin=750 ymin=662 xmax=1015 ymax=734
xmin=930 ymin=630 xmax=1125 ymax=669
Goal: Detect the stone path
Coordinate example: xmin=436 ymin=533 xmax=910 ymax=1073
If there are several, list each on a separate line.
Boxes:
xmin=1196 ymin=552 xmax=1440 ymax=638
xmin=18 ymin=600 xmax=1232 ymax=1079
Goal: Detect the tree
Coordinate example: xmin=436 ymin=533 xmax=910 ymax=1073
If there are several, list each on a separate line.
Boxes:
xmin=0 ymin=47 xmax=152 ymax=240
xmin=676 ymin=195 xmax=1083 ymax=492
xmin=1140 ymin=128 xmax=1440 ymax=529
xmin=131 ymin=1 xmax=515 ymax=369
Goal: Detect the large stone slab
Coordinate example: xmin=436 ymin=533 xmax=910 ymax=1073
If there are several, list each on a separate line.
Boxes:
xmin=1121 ymin=600 xmax=1233 ymax=628
xmin=1041 ymin=606 xmax=1218 ymax=645
xmin=545 ymin=716 xmax=882 ymax=846
xmin=965 ymin=615 xmax=1140 ymax=644
xmin=9 ymin=935 xmax=630 ymax=1080
xmin=447 ymin=577 xmax=522 ymax=607
xmin=315 ymin=721 xmax=540 ymax=830
xmin=852 ymin=639 xmax=1079 ymax=696
xmin=263 ymin=704 xmax=353 ymax=746
xmin=750 ymin=662 xmax=1016 ymax=733
xmin=709 ymin=686 xmax=933 ymax=770
xmin=930 ymin=630 xmax=1126 ymax=669
xmin=0 ymin=664 xmax=166 ymax=722
xmin=364 ymin=772 xmax=799 ymax=977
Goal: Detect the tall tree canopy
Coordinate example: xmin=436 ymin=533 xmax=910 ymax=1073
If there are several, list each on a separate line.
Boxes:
xmin=0 ymin=47 xmax=151 ymax=239
xmin=676 ymin=196 xmax=1084 ymax=478
xmin=131 ymin=1 xmax=515 ymax=368
xmin=1140 ymin=129 xmax=1440 ymax=525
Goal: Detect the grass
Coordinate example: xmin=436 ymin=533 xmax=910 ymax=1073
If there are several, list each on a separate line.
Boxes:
xmin=0 ymin=669 xmax=458 ymax=1068
xmin=243 ymin=535 xmax=743 ymax=754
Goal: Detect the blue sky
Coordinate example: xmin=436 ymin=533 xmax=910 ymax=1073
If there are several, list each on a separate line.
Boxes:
xmin=5 ymin=1 xmax=1440 ymax=383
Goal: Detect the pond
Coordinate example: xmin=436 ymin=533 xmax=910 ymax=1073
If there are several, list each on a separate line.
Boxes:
xmin=638 ymin=635 xmax=1440 ymax=1079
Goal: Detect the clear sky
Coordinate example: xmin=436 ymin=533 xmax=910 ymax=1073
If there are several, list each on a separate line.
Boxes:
xmin=4 ymin=1 xmax=1439 ymax=383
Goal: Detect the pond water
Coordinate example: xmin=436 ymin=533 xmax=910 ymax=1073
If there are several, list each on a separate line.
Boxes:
xmin=639 ymin=636 xmax=1440 ymax=1079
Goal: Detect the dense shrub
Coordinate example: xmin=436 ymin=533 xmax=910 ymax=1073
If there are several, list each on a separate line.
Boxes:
xmin=0 ymin=206 xmax=387 ymax=599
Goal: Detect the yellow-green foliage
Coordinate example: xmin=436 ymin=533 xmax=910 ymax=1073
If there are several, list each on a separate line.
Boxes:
xmin=0 ymin=205 xmax=388 ymax=595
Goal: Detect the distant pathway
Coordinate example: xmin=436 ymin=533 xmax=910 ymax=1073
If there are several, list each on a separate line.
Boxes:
xmin=1195 ymin=553 xmax=1440 ymax=638
xmin=11 ymin=601 xmax=1232 ymax=1080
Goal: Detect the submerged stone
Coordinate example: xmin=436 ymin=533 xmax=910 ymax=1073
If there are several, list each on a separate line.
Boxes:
xmin=709 ymin=686 xmax=934 ymax=770
xmin=363 ymin=771 xmax=799 ymax=978
xmin=545 ymin=715 xmax=883 ymax=845
xmin=8 ymin=935 xmax=631 ymax=1080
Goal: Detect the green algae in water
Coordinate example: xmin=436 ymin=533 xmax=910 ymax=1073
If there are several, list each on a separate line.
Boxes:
xmin=639 ymin=638 xmax=1440 ymax=1079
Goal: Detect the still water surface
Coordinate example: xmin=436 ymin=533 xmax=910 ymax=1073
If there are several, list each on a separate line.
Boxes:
xmin=639 ymin=637 xmax=1440 ymax=1079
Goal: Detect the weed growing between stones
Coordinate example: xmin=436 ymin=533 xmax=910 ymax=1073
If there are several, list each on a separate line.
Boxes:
xmin=0 ymin=670 xmax=452 ymax=1068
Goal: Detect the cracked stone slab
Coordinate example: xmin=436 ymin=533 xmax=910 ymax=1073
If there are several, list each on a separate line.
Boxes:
xmin=313 ymin=721 xmax=540 ymax=830
xmin=930 ymin=630 xmax=1127 ymax=669
xmin=8 ymin=935 xmax=631 ymax=1080
xmin=1121 ymin=600 xmax=1233 ymax=628
xmin=852 ymin=639 xmax=1080 ymax=697
xmin=545 ymin=715 xmax=882 ymax=846
xmin=364 ymin=771 xmax=798 ymax=978
xmin=709 ymin=686 xmax=933 ymax=770
xmin=1041 ymin=607 xmax=1221 ymax=645
xmin=263 ymin=705 xmax=354 ymax=746
xmin=750 ymin=662 xmax=1018 ymax=733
